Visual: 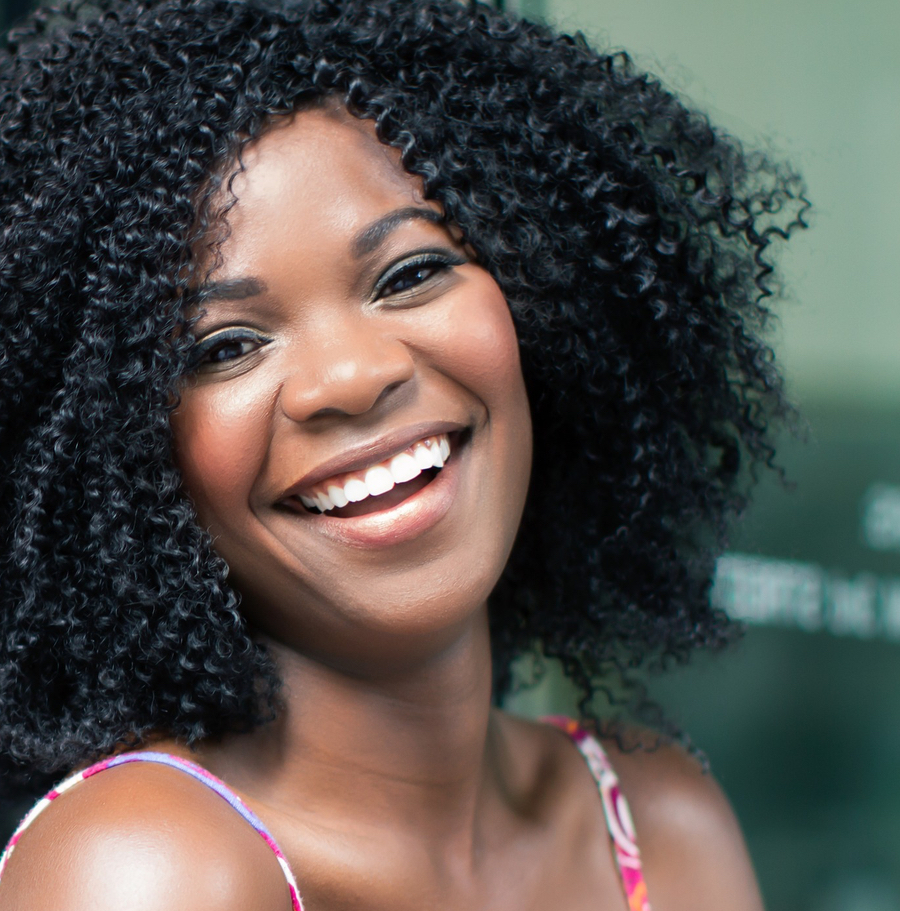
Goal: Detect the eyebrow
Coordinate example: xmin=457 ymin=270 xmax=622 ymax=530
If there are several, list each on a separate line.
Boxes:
xmin=196 ymin=276 xmax=268 ymax=305
xmin=195 ymin=207 xmax=446 ymax=304
xmin=351 ymin=207 xmax=446 ymax=259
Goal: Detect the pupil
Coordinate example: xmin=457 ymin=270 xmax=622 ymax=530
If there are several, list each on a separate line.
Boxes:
xmin=214 ymin=341 xmax=243 ymax=361
xmin=396 ymin=265 xmax=431 ymax=292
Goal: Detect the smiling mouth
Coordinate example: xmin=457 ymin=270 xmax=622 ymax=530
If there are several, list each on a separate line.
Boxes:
xmin=290 ymin=433 xmax=453 ymax=519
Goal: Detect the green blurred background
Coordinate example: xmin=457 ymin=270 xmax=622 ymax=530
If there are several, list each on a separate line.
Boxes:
xmin=1 ymin=0 xmax=897 ymax=908
xmin=500 ymin=1 xmax=900 ymax=909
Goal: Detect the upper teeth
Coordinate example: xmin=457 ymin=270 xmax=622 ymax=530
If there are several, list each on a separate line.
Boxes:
xmin=298 ymin=434 xmax=451 ymax=513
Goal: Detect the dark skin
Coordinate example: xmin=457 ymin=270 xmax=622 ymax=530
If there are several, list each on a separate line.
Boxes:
xmin=0 ymin=108 xmax=765 ymax=911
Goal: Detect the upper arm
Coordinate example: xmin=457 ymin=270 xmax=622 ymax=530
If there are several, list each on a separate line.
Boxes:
xmin=608 ymin=735 xmax=765 ymax=911
xmin=0 ymin=763 xmax=291 ymax=911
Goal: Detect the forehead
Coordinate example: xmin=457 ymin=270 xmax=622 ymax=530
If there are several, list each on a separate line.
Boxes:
xmin=213 ymin=108 xmax=435 ymax=270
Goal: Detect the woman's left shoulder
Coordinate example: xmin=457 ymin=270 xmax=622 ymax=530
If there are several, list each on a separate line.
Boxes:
xmin=599 ymin=728 xmax=765 ymax=911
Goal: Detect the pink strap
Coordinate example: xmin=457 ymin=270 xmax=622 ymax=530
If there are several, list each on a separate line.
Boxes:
xmin=544 ymin=716 xmax=652 ymax=911
xmin=2 ymin=726 xmax=649 ymax=911
xmin=0 ymin=751 xmax=303 ymax=910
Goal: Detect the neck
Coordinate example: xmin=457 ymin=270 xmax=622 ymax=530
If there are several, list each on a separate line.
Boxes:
xmin=211 ymin=609 xmax=507 ymax=852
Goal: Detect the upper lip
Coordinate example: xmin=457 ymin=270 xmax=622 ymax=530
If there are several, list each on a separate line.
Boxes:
xmin=280 ymin=421 xmax=466 ymax=500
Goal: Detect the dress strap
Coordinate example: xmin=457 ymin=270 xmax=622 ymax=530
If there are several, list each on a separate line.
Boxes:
xmin=543 ymin=716 xmax=651 ymax=911
xmin=0 ymin=751 xmax=304 ymax=911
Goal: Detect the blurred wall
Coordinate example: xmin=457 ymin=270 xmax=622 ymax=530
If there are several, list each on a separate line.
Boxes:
xmin=506 ymin=2 xmax=900 ymax=909
xmin=0 ymin=0 xmax=30 ymax=31
xmin=540 ymin=0 xmax=900 ymax=410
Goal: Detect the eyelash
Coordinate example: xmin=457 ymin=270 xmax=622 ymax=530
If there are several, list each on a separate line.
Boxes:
xmin=188 ymin=328 xmax=272 ymax=370
xmin=373 ymin=250 xmax=467 ymax=300
xmin=187 ymin=251 xmax=466 ymax=370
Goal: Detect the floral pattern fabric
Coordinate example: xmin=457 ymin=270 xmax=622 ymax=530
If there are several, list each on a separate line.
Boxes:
xmin=0 ymin=751 xmax=304 ymax=910
xmin=544 ymin=715 xmax=652 ymax=911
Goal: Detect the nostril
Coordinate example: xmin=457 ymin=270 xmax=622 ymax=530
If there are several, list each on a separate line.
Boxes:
xmin=374 ymin=377 xmax=412 ymax=407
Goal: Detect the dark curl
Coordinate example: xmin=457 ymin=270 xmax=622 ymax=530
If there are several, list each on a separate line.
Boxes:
xmin=0 ymin=0 xmax=806 ymax=791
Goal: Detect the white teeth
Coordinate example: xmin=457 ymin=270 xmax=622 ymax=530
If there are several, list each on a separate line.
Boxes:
xmin=390 ymin=452 xmax=421 ymax=484
xmin=344 ymin=478 xmax=369 ymax=503
xmin=364 ymin=465 xmax=395 ymax=497
xmin=413 ymin=443 xmax=435 ymax=470
xmin=327 ymin=484 xmax=349 ymax=509
xmin=297 ymin=433 xmax=454 ymax=513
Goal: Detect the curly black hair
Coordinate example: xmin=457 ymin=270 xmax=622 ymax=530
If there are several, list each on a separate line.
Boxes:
xmin=0 ymin=0 xmax=806 ymax=793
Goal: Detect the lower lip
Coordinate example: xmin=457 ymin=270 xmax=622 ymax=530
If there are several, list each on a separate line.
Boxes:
xmin=296 ymin=449 xmax=462 ymax=549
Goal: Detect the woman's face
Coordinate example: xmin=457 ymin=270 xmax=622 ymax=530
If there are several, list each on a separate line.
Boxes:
xmin=172 ymin=108 xmax=532 ymax=672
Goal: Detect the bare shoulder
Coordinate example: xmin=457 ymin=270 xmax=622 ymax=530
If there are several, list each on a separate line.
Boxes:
xmin=0 ymin=760 xmax=291 ymax=911
xmin=602 ymin=730 xmax=765 ymax=911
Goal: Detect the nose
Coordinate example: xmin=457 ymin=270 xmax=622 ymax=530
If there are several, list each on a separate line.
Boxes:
xmin=279 ymin=319 xmax=415 ymax=423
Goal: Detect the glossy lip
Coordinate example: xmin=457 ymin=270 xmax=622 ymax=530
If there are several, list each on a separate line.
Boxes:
xmin=277 ymin=428 xmax=469 ymax=549
xmin=280 ymin=421 xmax=466 ymax=500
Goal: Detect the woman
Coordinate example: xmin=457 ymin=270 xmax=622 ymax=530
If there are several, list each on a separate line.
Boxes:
xmin=0 ymin=0 xmax=805 ymax=908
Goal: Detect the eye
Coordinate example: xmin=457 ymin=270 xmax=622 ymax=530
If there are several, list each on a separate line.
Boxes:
xmin=374 ymin=251 xmax=467 ymax=300
xmin=188 ymin=328 xmax=272 ymax=371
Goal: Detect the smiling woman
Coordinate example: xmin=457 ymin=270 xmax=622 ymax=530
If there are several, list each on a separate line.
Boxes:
xmin=0 ymin=1 xmax=804 ymax=909
xmin=173 ymin=110 xmax=531 ymax=650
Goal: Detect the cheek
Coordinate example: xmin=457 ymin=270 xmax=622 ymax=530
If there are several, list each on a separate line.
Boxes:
xmin=439 ymin=277 xmax=528 ymax=411
xmin=171 ymin=385 xmax=270 ymax=521
xmin=438 ymin=275 xmax=533 ymax=498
